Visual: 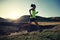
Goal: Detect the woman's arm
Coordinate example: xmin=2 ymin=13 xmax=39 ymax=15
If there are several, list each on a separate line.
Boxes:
xmin=29 ymin=9 xmax=32 ymax=16
xmin=36 ymin=11 xmax=38 ymax=14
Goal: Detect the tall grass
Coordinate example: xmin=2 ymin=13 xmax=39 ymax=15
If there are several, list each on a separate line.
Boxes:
xmin=0 ymin=30 xmax=60 ymax=40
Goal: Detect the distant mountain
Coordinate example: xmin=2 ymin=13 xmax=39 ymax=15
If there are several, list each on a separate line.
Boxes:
xmin=0 ymin=17 xmax=13 ymax=22
xmin=0 ymin=17 xmax=8 ymax=22
xmin=0 ymin=17 xmax=15 ymax=26
xmin=0 ymin=15 xmax=60 ymax=23
xmin=49 ymin=17 xmax=60 ymax=21
xmin=16 ymin=15 xmax=60 ymax=23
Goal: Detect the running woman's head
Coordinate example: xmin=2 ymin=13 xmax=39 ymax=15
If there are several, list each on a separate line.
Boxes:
xmin=31 ymin=4 xmax=36 ymax=9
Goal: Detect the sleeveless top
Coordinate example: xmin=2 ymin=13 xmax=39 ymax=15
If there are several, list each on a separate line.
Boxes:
xmin=30 ymin=10 xmax=36 ymax=18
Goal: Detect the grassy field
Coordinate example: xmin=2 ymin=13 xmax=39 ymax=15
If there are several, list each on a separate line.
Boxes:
xmin=0 ymin=30 xmax=60 ymax=40
xmin=0 ymin=22 xmax=60 ymax=40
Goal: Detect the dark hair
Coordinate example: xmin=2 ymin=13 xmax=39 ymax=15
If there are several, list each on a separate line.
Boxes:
xmin=31 ymin=4 xmax=36 ymax=7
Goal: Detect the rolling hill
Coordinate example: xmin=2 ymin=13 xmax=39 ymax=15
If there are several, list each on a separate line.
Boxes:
xmin=0 ymin=15 xmax=60 ymax=35
xmin=16 ymin=15 xmax=60 ymax=23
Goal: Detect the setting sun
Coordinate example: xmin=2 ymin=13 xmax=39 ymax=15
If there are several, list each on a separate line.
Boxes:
xmin=8 ymin=12 xmax=20 ymax=20
xmin=0 ymin=0 xmax=28 ymax=20
xmin=0 ymin=7 xmax=24 ymax=20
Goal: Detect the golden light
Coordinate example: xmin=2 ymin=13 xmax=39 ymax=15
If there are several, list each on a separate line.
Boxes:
xmin=7 ymin=8 xmax=25 ymax=20
xmin=0 ymin=1 xmax=27 ymax=20
xmin=8 ymin=12 xmax=20 ymax=20
xmin=1 ymin=4 xmax=24 ymax=20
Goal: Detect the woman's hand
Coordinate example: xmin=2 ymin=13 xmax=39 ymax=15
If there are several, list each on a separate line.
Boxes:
xmin=36 ymin=11 xmax=38 ymax=14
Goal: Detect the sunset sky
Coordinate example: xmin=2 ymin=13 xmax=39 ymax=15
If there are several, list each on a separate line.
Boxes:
xmin=0 ymin=0 xmax=60 ymax=20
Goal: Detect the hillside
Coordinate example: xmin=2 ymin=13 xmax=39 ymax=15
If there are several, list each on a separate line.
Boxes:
xmin=0 ymin=15 xmax=60 ymax=35
xmin=16 ymin=15 xmax=60 ymax=23
xmin=0 ymin=15 xmax=60 ymax=40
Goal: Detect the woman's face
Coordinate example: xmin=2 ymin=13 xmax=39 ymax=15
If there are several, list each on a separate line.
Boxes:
xmin=32 ymin=6 xmax=36 ymax=9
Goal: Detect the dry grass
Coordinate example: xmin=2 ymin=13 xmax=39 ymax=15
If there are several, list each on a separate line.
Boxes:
xmin=32 ymin=22 xmax=60 ymax=25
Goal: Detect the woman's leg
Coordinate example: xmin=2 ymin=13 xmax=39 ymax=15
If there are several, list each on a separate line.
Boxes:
xmin=33 ymin=18 xmax=39 ymax=26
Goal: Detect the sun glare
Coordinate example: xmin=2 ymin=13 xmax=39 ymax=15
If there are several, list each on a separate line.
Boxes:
xmin=8 ymin=12 xmax=21 ymax=20
xmin=0 ymin=1 xmax=25 ymax=20
xmin=2 ymin=7 xmax=25 ymax=20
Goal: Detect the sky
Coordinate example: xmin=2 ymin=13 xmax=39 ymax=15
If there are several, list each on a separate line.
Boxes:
xmin=0 ymin=0 xmax=60 ymax=20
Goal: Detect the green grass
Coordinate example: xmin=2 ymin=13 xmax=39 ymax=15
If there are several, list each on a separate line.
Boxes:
xmin=0 ymin=30 xmax=60 ymax=40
